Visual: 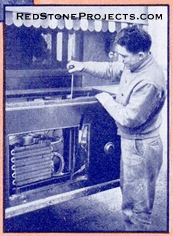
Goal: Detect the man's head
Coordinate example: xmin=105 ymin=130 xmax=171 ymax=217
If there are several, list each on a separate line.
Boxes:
xmin=115 ymin=25 xmax=152 ymax=68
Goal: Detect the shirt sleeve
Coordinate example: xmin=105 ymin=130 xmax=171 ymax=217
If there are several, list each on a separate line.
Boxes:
xmin=102 ymin=83 xmax=165 ymax=128
xmin=83 ymin=61 xmax=123 ymax=80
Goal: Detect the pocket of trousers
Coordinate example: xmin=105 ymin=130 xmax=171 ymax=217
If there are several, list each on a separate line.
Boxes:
xmin=121 ymin=139 xmax=144 ymax=166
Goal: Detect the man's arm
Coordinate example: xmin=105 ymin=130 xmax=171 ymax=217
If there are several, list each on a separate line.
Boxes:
xmin=67 ymin=60 xmax=123 ymax=80
xmin=83 ymin=61 xmax=123 ymax=79
xmin=96 ymin=83 xmax=165 ymax=128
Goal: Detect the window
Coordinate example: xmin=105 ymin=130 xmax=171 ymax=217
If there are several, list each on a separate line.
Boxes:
xmin=6 ymin=25 xmax=83 ymax=70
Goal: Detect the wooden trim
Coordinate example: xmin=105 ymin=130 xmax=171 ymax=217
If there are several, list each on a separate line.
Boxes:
xmin=6 ymin=69 xmax=70 ymax=78
xmin=5 ymin=179 xmax=120 ymax=219
xmin=6 ymin=87 xmax=94 ymax=98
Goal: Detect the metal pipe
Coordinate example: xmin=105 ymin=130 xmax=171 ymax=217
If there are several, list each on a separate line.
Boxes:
xmin=70 ymin=74 xmax=74 ymax=99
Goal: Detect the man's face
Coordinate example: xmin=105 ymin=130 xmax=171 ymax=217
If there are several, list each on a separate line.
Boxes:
xmin=117 ymin=45 xmax=141 ymax=69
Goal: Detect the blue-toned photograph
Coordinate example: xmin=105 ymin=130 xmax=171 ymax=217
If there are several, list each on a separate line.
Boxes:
xmin=4 ymin=5 xmax=169 ymax=233
xmin=0 ymin=0 xmax=33 ymax=21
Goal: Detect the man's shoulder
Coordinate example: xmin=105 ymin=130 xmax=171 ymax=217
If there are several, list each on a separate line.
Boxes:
xmin=138 ymin=63 xmax=166 ymax=91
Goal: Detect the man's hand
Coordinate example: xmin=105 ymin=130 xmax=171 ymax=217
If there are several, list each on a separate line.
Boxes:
xmin=67 ymin=61 xmax=84 ymax=73
xmin=95 ymin=92 xmax=112 ymax=106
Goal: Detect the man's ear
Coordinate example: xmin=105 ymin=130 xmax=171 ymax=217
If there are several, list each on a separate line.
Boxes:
xmin=138 ymin=52 xmax=146 ymax=61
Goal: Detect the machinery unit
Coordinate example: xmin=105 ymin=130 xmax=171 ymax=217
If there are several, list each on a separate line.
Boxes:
xmin=4 ymin=5 xmax=148 ymax=218
xmin=5 ymin=90 xmax=121 ymax=218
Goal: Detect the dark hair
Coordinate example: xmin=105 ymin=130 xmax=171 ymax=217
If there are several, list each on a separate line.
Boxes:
xmin=115 ymin=25 xmax=152 ymax=54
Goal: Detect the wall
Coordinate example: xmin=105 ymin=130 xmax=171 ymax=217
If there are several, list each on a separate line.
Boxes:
xmin=82 ymin=31 xmax=116 ymax=87
xmin=148 ymin=6 xmax=168 ymax=77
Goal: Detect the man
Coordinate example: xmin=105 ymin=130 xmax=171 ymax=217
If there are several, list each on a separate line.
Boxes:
xmin=67 ymin=25 xmax=166 ymax=231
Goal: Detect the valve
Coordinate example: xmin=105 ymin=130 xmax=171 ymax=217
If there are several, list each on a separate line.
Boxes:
xmin=104 ymin=142 xmax=115 ymax=155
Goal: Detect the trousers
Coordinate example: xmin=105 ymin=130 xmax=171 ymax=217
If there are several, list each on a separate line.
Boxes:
xmin=120 ymin=136 xmax=163 ymax=232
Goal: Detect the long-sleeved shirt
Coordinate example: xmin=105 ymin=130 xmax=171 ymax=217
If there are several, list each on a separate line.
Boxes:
xmin=83 ymin=54 xmax=166 ymax=139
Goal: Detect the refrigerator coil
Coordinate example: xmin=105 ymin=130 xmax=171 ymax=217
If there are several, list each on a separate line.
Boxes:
xmin=10 ymin=142 xmax=53 ymax=187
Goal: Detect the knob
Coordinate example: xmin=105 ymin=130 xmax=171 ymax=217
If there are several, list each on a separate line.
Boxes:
xmin=104 ymin=142 xmax=115 ymax=155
